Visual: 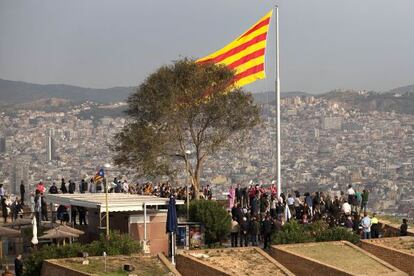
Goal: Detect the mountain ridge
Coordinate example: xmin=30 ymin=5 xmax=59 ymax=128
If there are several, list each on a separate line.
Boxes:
xmin=1 ymin=78 xmax=413 ymax=114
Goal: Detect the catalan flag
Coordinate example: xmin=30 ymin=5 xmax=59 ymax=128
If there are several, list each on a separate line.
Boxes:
xmin=197 ymin=10 xmax=272 ymax=87
xmin=93 ymin=168 xmax=105 ymax=183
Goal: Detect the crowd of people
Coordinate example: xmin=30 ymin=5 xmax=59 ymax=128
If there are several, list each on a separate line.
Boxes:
xmin=1 ymin=178 xmax=410 ymax=243
xmin=227 ymin=183 xmax=410 ymax=249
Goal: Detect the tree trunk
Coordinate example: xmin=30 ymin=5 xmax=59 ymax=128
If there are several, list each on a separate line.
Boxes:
xmin=192 ymin=156 xmax=203 ymax=200
xmin=192 ymin=177 xmax=200 ymax=200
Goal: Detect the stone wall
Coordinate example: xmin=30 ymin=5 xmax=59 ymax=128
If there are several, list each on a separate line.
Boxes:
xmin=359 ymin=240 xmax=414 ymax=276
xmin=41 ymin=261 xmax=90 ymax=276
xmin=176 ymin=254 xmax=228 ymax=276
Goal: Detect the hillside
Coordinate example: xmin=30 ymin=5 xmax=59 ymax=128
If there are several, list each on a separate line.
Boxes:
xmin=0 ymin=78 xmax=134 ymax=105
xmin=1 ymin=78 xmax=413 ymax=115
xmin=319 ymin=87 xmax=414 ymax=115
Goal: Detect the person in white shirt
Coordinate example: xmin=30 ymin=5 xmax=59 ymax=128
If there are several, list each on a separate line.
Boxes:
xmin=347 ymin=184 xmax=355 ymax=196
xmin=361 ymin=212 xmax=372 ymax=239
xmin=122 ymin=180 xmax=129 ymax=193
xmin=346 ymin=184 xmax=356 ymax=208
xmin=0 ymin=184 xmax=5 ymax=198
xmin=342 ymin=200 xmax=352 ymax=215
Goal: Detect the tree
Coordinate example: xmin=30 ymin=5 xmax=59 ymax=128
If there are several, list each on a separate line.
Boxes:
xmin=113 ymin=59 xmax=260 ymax=199
xmin=189 ymin=200 xmax=231 ymax=245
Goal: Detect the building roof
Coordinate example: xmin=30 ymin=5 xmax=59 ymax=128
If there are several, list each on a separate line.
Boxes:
xmin=44 ymin=193 xmax=184 ymax=213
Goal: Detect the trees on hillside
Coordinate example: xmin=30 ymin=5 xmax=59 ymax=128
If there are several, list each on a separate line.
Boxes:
xmin=113 ymin=59 xmax=260 ymax=199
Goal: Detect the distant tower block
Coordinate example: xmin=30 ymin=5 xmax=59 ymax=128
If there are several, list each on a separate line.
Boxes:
xmin=46 ymin=129 xmax=56 ymax=161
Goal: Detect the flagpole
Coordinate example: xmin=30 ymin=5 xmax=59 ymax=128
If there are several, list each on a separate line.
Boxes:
xmin=275 ymin=5 xmax=282 ymax=197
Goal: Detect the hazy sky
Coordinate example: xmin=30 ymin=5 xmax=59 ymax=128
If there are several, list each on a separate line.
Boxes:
xmin=1 ymin=0 xmax=413 ymax=93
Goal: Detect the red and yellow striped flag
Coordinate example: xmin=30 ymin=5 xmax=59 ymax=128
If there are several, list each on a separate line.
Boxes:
xmin=197 ymin=10 xmax=272 ymax=87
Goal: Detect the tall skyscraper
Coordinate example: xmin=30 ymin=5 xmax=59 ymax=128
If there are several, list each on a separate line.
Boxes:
xmin=46 ymin=129 xmax=56 ymax=161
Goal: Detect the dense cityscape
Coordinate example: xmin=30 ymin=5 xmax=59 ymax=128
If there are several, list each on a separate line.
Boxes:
xmin=1 ymin=93 xmax=413 ymax=218
xmin=2 ymin=1 xmax=414 ymax=274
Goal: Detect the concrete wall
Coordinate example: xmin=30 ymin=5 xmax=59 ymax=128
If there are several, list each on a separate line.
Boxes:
xmin=41 ymin=261 xmax=90 ymax=276
xmin=176 ymin=254 xmax=228 ymax=276
xmin=42 ymin=254 xmax=181 ymax=276
xmin=129 ymin=212 xmax=168 ymax=255
xmin=359 ymin=240 xmax=414 ymax=276
xmin=157 ymin=253 xmax=182 ymax=276
xmin=270 ymin=246 xmax=350 ymax=276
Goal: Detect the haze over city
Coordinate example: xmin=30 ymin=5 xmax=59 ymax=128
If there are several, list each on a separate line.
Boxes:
xmin=1 ymin=0 xmax=414 ymax=93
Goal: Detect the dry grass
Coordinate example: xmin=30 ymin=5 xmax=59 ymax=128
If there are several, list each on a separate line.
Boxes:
xmin=190 ymin=248 xmax=287 ymax=276
xmin=285 ymin=242 xmax=393 ymax=275
xmin=369 ymin=237 xmax=414 ymax=254
xmin=55 ymin=254 xmax=171 ymax=276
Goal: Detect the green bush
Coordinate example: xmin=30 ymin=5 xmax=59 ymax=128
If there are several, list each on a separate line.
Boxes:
xmin=315 ymin=227 xmax=360 ymax=244
xmin=272 ymin=220 xmax=313 ymax=245
xmin=272 ymin=221 xmax=360 ymax=245
xmin=189 ymin=199 xmax=231 ymax=245
xmin=305 ymin=220 xmax=330 ymax=235
xmin=84 ymin=231 xmax=142 ymax=256
xmin=23 ymin=231 xmax=141 ymax=276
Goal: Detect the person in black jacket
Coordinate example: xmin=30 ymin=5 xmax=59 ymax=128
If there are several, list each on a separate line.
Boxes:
xmin=68 ymin=180 xmax=76 ymax=194
xmin=235 ymin=184 xmax=242 ymax=206
xmin=239 ymin=217 xmax=249 ymax=247
xmin=262 ymin=215 xmax=273 ymax=249
xmin=78 ymin=206 xmax=87 ymax=226
xmin=20 ymin=181 xmax=25 ymax=206
xmin=60 ymin=178 xmax=67 ymax=194
xmin=14 ymin=255 xmax=23 ymax=276
xmin=1 ymin=196 xmax=8 ymax=223
xmin=249 ymin=216 xmax=259 ymax=246
xmin=80 ymin=179 xmax=87 ymax=193
xmin=49 ymin=182 xmax=58 ymax=194
xmin=41 ymin=195 xmax=48 ymax=221
xmin=400 ymin=219 xmax=408 ymax=236
xmin=231 ymin=203 xmax=243 ymax=223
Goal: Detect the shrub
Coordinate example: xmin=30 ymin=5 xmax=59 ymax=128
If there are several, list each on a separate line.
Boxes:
xmin=305 ymin=220 xmax=330 ymax=236
xmin=84 ymin=231 xmax=142 ymax=256
xmin=272 ymin=220 xmax=313 ymax=245
xmin=23 ymin=231 xmax=141 ymax=276
xmin=189 ymin=199 xmax=231 ymax=244
xmin=272 ymin=220 xmax=360 ymax=245
xmin=315 ymin=227 xmax=360 ymax=244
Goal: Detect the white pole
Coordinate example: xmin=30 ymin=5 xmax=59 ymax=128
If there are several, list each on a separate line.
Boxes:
xmin=171 ymin=233 xmax=175 ymax=266
xmin=105 ymin=179 xmax=109 ymax=239
xmin=275 ymin=5 xmax=282 ymax=197
xmin=186 ymin=185 xmax=189 ymax=220
xmin=143 ymin=203 xmax=147 ymax=243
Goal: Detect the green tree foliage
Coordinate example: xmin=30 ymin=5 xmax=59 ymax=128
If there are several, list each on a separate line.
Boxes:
xmin=315 ymin=227 xmax=360 ymax=244
xmin=113 ymin=59 xmax=260 ymax=199
xmin=272 ymin=220 xmax=314 ymax=244
xmin=23 ymin=231 xmax=141 ymax=276
xmin=272 ymin=220 xmax=360 ymax=245
xmin=189 ymin=200 xmax=231 ymax=244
